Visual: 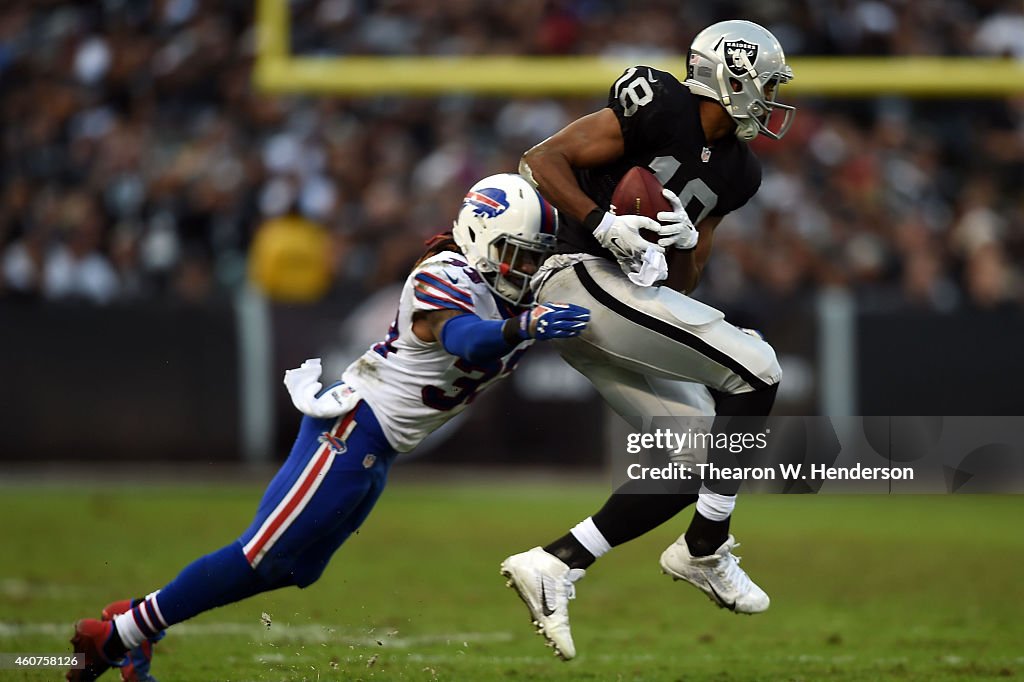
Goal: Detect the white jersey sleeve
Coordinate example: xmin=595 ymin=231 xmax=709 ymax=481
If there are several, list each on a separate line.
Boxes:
xmin=341 ymin=251 xmax=529 ymax=452
xmin=408 ymin=255 xmax=480 ymax=316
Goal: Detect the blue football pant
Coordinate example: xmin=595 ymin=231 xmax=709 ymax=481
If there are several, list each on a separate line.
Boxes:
xmin=146 ymin=401 xmax=396 ymax=629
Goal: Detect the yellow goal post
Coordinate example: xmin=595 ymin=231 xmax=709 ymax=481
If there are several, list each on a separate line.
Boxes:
xmin=256 ymin=0 xmax=1024 ymax=97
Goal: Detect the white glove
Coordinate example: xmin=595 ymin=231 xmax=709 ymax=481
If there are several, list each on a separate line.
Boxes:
xmin=592 ymin=211 xmax=669 ymax=286
xmin=654 ymin=188 xmax=699 ymax=250
xmin=592 ymin=211 xmax=665 ymax=263
xmin=626 ymin=246 xmax=669 ymax=286
xmin=283 ymin=358 xmax=358 ymax=418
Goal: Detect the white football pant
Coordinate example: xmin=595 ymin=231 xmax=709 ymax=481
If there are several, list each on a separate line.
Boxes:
xmin=536 ymin=255 xmax=782 ymax=467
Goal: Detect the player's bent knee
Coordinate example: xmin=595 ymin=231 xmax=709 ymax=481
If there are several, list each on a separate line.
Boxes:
xmin=250 ymin=556 xmax=299 ymax=588
xmin=291 ymin=560 xmax=330 ymax=589
xmin=744 ymin=336 xmax=782 ymax=389
xmin=251 ymin=555 xmax=325 ymax=589
xmin=762 ymin=347 xmax=782 ymax=387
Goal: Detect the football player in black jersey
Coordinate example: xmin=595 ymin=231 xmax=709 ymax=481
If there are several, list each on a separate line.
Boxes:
xmin=501 ymin=20 xmax=795 ymax=660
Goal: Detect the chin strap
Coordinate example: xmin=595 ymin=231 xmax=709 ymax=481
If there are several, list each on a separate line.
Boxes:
xmin=735 ymin=119 xmax=759 ymax=141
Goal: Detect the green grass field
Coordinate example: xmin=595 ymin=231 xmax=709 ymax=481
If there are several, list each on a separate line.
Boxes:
xmin=1 ymin=481 xmax=1022 ymax=681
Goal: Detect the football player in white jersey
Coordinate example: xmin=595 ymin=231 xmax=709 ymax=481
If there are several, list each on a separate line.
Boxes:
xmin=65 ymin=173 xmax=590 ymax=681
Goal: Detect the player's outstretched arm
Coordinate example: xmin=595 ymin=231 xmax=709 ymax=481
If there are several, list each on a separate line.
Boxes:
xmin=520 ymin=108 xmax=624 ymax=225
xmin=414 ymin=305 xmax=590 ymax=365
xmin=412 ymin=308 xmax=466 ymax=344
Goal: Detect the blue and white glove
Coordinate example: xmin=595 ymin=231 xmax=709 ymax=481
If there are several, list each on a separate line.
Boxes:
xmin=516 ymin=302 xmax=591 ymax=340
xmin=654 ymin=188 xmax=699 ymax=250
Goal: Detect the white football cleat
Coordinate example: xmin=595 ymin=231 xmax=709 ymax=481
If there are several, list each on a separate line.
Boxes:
xmin=500 ymin=547 xmax=585 ymax=661
xmin=659 ymin=534 xmax=770 ymax=614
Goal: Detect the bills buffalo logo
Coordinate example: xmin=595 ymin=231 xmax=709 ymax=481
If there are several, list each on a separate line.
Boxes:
xmin=724 ymin=40 xmax=758 ymax=76
xmin=319 ymin=431 xmax=347 ymax=456
xmin=463 ymin=188 xmax=509 ymax=219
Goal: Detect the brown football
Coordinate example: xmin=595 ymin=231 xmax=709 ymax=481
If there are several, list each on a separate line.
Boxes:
xmin=610 ymin=166 xmax=670 ymax=244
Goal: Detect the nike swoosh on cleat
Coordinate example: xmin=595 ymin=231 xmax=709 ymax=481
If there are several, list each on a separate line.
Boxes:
xmin=708 ymin=584 xmax=736 ymax=611
xmin=540 ymin=581 xmax=556 ymax=617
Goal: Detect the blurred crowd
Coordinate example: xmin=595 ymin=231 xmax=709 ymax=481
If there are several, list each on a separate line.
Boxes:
xmin=2 ymin=0 xmax=1023 ymax=314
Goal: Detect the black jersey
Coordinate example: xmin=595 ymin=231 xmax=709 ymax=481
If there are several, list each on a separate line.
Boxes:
xmin=557 ymin=66 xmax=762 ymax=258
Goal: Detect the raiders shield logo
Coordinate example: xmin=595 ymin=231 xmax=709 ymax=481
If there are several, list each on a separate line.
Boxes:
xmin=724 ymin=40 xmax=759 ymax=76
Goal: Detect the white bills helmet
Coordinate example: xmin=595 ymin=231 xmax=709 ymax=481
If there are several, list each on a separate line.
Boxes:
xmin=452 ymin=173 xmax=558 ymax=307
xmin=685 ymin=20 xmax=795 ymax=141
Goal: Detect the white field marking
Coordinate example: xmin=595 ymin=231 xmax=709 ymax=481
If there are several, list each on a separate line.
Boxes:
xmin=240 ymin=649 xmax=1024 ymax=671
xmin=0 ymin=621 xmax=512 ymax=648
xmin=418 ymin=650 xmax=1024 ymax=670
xmin=0 ymin=578 xmax=83 ymax=598
xmin=402 ymin=652 xmax=661 ymax=666
xmin=242 ymin=651 xmax=660 ymax=668
xmin=252 ymin=653 xmax=289 ymax=663
xmin=790 ymin=654 xmax=897 ymax=666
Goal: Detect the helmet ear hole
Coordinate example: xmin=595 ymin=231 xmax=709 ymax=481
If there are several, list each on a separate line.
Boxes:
xmin=729 ymin=78 xmax=743 ymax=93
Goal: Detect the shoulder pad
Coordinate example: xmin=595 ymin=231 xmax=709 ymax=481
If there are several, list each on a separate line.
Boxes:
xmin=410 ymin=253 xmax=482 ymax=314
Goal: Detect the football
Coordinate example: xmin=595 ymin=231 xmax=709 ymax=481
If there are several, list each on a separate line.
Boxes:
xmin=610 ymin=166 xmax=670 ymax=244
